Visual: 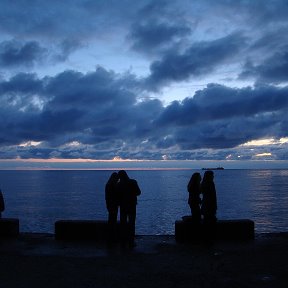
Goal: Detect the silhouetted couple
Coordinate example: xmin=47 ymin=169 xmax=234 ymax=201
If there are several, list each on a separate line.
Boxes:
xmin=105 ymin=170 xmax=141 ymax=247
xmin=187 ymin=170 xmax=217 ymax=225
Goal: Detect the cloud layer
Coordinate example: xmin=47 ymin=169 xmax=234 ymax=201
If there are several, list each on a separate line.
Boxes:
xmin=0 ymin=0 xmax=288 ymax=161
xmin=1 ymin=71 xmax=287 ymax=160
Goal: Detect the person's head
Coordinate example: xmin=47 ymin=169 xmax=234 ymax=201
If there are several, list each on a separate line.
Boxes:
xmin=107 ymin=172 xmax=119 ymax=185
xmin=110 ymin=172 xmax=119 ymax=181
xmin=203 ymin=170 xmax=214 ymax=182
xmin=191 ymin=172 xmax=201 ymax=183
xmin=118 ymin=170 xmax=129 ymax=181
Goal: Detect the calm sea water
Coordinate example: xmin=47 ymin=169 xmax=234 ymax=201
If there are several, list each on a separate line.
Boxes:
xmin=0 ymin=169 xmax=288 ymax=234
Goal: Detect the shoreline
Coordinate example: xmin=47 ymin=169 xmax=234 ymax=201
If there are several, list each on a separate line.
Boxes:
xmin=1 ymin=231 xmax=288 ymax=256
xmin=1 ymin=232 xmax=288 ymax=287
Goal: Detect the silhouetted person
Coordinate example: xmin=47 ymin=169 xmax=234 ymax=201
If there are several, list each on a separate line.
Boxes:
xmin=105 ymin=172 xmax=120 ymax=242
xmin=187 ymin=172 xmax=202 ymax=223
xmin=0 ymin=189 xmax=5 ymax=218
xmin=201 ymin=171 xmax=217 ymax=241
xmin=116 ymin=170 xmax=141 ymax=247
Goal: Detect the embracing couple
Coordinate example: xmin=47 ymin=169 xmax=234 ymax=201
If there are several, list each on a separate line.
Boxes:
xmin=105 ymin=170 xmax=141 ymax=247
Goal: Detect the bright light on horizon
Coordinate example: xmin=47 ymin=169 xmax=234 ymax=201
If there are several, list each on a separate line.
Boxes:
xmin=255 ymin=153 xmax=273 ymax=157
xmin=241 ymin=138 xmax=288 ymax=147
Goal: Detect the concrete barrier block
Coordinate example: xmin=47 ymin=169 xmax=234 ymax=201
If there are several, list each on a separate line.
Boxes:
xmin=0 ymin=218 xmax=20 ymax=237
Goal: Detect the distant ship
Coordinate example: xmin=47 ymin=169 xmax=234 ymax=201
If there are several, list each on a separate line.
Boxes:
xmin=201 ymin=167 xmax=224 ymax=170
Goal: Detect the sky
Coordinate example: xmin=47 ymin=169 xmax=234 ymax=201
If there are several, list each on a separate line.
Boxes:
xmin=0 ymin=0 xmax=288 ymax=168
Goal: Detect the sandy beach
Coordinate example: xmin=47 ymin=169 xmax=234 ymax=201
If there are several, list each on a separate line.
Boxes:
xmin=0 ymin=232 xmax=288 ymax=288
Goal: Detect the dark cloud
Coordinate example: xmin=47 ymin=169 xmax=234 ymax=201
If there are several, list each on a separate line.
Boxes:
xmin=53 ymin=39 xmax=83 ymax=62
xmin=0 ymin=39 xmax=84 ymax=69
xmin=251 ymin=28 xmax=288 ymax=52
xmin=154 ymin=84 xmax=288 ymax=150
xmin=240 ymin=49 xmax=288 ymax=84
xmin=205 ymin=0 xmax=288 ymax=25
xmin=128 ymin=0 xmax=192 ymax=53
xmin=1 ymin=72 xmax=43 ymax=94
xmin=145 ymin=33 xmax=247 ymax=90
xmin=44 ymin=67 xmax=138 ymax=111
xmin=0 ymin=40 xmax=47 ymax=67
xmin=0 ymin=0 xmax=146 ymax=38
xmin=1 ymin=68 xmax=287 ymax=160
xmin=129 ymin=21 xmax=191 ymax=52
xmin=157 ymin=84 xmax=288 ymax=126
xmin=0 ymin=67 xmax=161 ymax=150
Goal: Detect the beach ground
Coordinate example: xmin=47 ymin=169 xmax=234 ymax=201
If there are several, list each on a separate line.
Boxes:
xmin=0 ymin=233 xmax=288 ymax=288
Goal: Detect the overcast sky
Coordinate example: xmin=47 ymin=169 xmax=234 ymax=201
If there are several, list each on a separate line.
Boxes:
xmin=0 ymin=0 xmax=288 ymax=165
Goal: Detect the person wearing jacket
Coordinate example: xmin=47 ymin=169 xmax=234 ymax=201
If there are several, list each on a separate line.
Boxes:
xmin=116 ymin=170 xmax=141 ymax=247
xmin=187 ymin=172 xmax=202 ymax=223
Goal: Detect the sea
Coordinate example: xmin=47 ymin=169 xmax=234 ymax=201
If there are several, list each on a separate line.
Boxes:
xmin=0 ymin=169 xmax=288 ymax=235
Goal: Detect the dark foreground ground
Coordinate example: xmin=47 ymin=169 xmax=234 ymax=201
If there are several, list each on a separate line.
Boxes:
xmin=0 ymin=233 xmax=288 ymax=288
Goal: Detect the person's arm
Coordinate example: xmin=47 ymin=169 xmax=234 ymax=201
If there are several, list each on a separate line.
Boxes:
xmin=133 ymin=180 xmax=141 ymax=196
xmin=187 ymin=179 xmax=192 ymax=193
xmin=0 ymin=190 xmax=5 ymax=212
xmin=212 ymin=183 xmax=217 ymax=211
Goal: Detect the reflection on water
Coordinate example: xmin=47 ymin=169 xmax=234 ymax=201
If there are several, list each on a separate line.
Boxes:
xmin=0 ymin=169 xmax=288 ymax=234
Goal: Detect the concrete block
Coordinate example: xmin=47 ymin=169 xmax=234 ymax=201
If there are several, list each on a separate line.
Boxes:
xmin=175 ymin=218 xmax=254 ymax=242
xmin=0 ymin=218 xmax=20 ymax=237
xmin=55 ymin=220 xmax=121 ymax=241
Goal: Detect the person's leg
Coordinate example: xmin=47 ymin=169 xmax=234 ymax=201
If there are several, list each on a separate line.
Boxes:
xmin=191 ymin=204 xmax=201 ymax=223
xmin=120 ymin=207 xmax=129 ymax=245
xmin=189 ymin=204 xmax=193 ymax=216
xmin=107 ymin=208 xmax=118 ymax=243
xmin=108 ymin=209 xmax=117 ymax=224
xmin=127 ymin=207 xmax=136 ymax=247
xmin=128 ymin=213 xmax=136 ymax=235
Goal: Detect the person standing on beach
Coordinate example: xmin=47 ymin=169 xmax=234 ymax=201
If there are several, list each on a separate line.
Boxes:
xmin=0 ymin=189 xmax=5 ymax=218
xmin=116 ymin=170 xmax=141 ymax=247
xmin=187 ymin=172 xmax=202 ymax=223
xmin=201 ymin=170 xmax=217 ymax=224
xmin=105 ymin=172 xmax=120 ymax=241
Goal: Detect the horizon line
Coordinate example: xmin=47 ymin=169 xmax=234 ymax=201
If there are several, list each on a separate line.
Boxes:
xmin=0 ymin=158 xmax=287 ymax=163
